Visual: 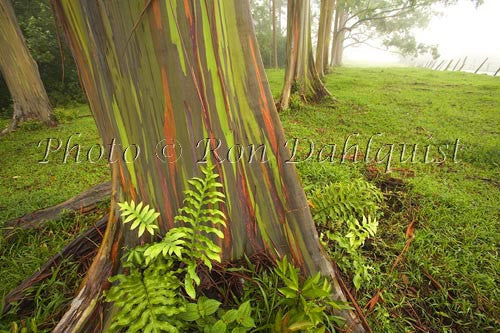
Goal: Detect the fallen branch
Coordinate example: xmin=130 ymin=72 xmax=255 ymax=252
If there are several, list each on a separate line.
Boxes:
xmin=333 ymin=263 xmax=373 ymax=333
xmin=391 ymin=203 xmax=418 ymax=273
xmin=420 ymin=267 xmax=454 ymax=302
xmin=3 ymin=182 xmax=111 ymax=234
xmin=2 ymin=215 xmax=108 ymax=315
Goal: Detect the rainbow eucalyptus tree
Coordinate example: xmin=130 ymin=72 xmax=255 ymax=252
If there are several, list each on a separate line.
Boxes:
xmin=0 ymin=0 xmax=56 ymax=135
xmin=316 ymin=0 xmax=336 ymax=77
xmin=272 ymin=0 xmax=278 ymax=68
xmin=278 ymin=0 xmax=330 ymax=111
xmin=50 ymin=0 xmax=363 ymax=331
xmin=331 ymin=3 xmax=347 ymax=67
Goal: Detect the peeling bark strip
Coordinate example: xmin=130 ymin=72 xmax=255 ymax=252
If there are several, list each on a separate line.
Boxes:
xmin=3 ymin=182 xmax=111 ymax=234
xmin=51 ymin=0 xmax=363 ymax=331
xmin=279 ymin=0 xmax=330 ymax=110
xmin=0 ymin=0 xmax=56 ymax=134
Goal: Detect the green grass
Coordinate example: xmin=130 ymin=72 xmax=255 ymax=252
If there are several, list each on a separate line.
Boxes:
xmin=0 ymin=106 xmax=109 ymax=329
xmin=1 ymin=68 xmax=499 ymax=332
xmin=270 ymin=67 xmax=500 ymax=332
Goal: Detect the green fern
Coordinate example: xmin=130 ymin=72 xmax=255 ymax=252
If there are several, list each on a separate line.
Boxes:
xmin=142 ymin=164 xmax=226 ymax=298
xmin=118 ymin=201 xmax=160 ymax=237
xmin=106 ymin=165 xmax=228 ymax=331
xmin=311 ymin=178 xmax=382 ymax=228
xmin=311 ymin=179 xmax=382 ymax=290
xmin=105 ymin=260 xmax=185 ymax=333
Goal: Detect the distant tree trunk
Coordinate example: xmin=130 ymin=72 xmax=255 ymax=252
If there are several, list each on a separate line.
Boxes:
xmin=0 ymin=0 xmax=56 ymax=135
xmin=316 ymin=0 xmax=335 ymax=77
xmin=272 ymin=0 xmax=278 ymax=68
xmin=315 ymin=0 xmax=328 ymax=76
xmin=322 ymin=0 xmax=336 ymax=73
xmin=330 ymin=7 xmax=339 ymax=67
xmin=277 ymin=0 xmax=282 ymax=35
xmin=331 ymin=5 xmax=346 ymax=67
xmin=279 ymin=0 xmax=329 ymax=111
xmin=50 ymin=0 xmax=362 ymax=331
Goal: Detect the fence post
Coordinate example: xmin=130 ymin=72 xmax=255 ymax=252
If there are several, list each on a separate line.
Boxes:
xmin=494 ymin=67 xmax=500 ymax=77
xmin=444 ymin=59 xmax=454 ymax=71
xmin=474 ymin=57 xmax=488 ymax=74
xmin=434 ymin=60 xmax=445 ymax=70
xmin=452 ymin=58 xmax=461 ymax=71
xmin=458 ymin=56 xmax=468 ymax=71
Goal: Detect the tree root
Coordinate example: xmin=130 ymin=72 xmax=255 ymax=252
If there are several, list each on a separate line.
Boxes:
xmin=3 ymin=182 xmax=111 ymax=237
xmin=2 ymin=215 xmax=108 ymax=316
xmin=0 ymin=117 xmax=18 ymax=137
xmin=53 ymin=163 xmax=123 ymax=333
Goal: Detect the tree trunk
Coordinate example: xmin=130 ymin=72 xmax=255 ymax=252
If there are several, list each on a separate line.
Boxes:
xmin=50 ymin=0 xmax=362 ymax=331
xmin=331 ymin=5 xmax=346 ymax=67
xmin=322 ymin=0 xmax=336 ymax=73
xmin=315 ymin=0 xmax=328 ymax=77
xmin=0 ymin=0 xmax=56 ymax=134
xmin=277 ymin=0 xmax=282 ymax=36
xmin=316 ymin=0 xmax=335 ymax=77
xmin=272 ymin=0 xmax=278 ymax=68
xmin=278 ymin=0 xmax=330 ymax=111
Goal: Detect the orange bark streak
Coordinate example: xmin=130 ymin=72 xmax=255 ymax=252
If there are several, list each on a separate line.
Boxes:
xmin=247 ymin=36 xmax=277 ymax=151
xmin=183 ymin=0 xmax=193 ymax=27
xmin=160 ymin=67 xmax=179 ymax=203
xmin=152 ymin=0 xmax=163 ymax=29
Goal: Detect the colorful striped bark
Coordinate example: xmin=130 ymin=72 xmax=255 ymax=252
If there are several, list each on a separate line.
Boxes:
xmin=279 ymin=0 xmax=329 ymax=111
xmin=50 ymin=0 xmax=362 ymax=331
xmin=0 ymin=0 xmax=56 ymax=134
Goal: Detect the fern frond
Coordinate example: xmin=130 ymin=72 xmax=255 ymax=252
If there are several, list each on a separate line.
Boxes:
xmin=118 ymin=200 xmax=160 ymax=237
xmin=106 ymin=260 xmax=185 ymax=332
xmin=143 ymin=229 xmax=189 ymax=264
xmin=170 ymin=164 xmax=227 ymax=298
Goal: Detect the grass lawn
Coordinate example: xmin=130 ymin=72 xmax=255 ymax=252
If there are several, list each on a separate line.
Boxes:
xmin=1 ymin=67 xmax=499 ymax=332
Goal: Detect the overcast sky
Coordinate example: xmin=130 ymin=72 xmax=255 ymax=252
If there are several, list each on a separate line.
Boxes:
xmin=344 ymin=0 xmax=500 ymax=69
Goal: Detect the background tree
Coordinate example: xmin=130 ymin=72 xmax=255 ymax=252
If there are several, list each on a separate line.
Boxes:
xmin=0 ymin=0 xmax=84 ymax=117
xmin=279 ymin=0 xmax=330 ymax=111
xmin=321 ymin=0 xmax=336 ymax=72
xmin=0 ymin=0 xmax=56 ymax=134
xmin=50 ymin=0 xmax=363 ymax=331
xmin=315 ymin=0 xmax=336 ymax=76
xmin=328 ymin=0 xmax=483 ymax=67
xmin=251 ymin=0 xmax=287 ymax=68
xmin=272 ymin=0 xmax=278 ymax=68
xmin=331 ymin=1 xmax=347 ymax=66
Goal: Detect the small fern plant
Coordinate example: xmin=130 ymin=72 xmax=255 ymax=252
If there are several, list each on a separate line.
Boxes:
xmin=311 ymin=179 xmax=383 ymax=290
xmin=105 ymin=164 xmax=228 ymax=332
xmin=144 ymin=165 xmax=226 ymax=298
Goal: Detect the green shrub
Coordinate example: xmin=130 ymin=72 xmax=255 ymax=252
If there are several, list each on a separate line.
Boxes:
xmin=236 ymin=256 xmax=351 ymax=332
